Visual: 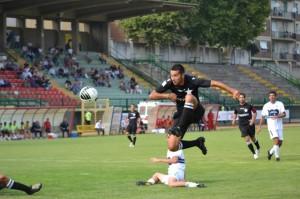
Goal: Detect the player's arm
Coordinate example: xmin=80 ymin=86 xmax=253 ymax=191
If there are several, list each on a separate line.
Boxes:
xmin=149 ymin=90 xmax=176 ymax=102
xmin=149 ymin=79 xmax=177 ymax=102
xmin=250 ymin=107 xmax=257 ymax=126
xmin=232 ymin=113 xmax=237 ymax=126
xmin=151 ymin=156 xmax=179 ymax=164
xmin=210 ymin=80 xmax=240 ymax=99
xmin=257 ymin=116 xmax=265 ymax=133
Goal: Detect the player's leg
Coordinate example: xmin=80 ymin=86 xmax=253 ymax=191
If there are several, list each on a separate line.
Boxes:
xmin=136 ymin=172 xmax=165 ymax=186
xmin=176 ymin=94 xmax=198 ymax=136
xmin=0 ymin=174 xmax=42 ymax=195
xmin=132 ymin=125 xmax=137 ymax=146
xmin=168 ymin=98 xmax=207 ymax=154
xmin=244 ymin=135 xmax=256 ymax=155
xmin=267 ymin=129 xmax=280 ymax=161
xmin=249 ymin=125 xmax=260 ymax=156
xmin=126 ymin=126 xmax=133 ymax=145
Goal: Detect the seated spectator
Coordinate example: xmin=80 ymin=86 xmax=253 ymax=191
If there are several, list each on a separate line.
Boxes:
xmin=0 ymin=79 xmax=11 ymax=87
xmin=135 ymin=84 xmax=142 ymax=94
xmin=31 ymin=121 xmax=42 ymax=138
xmin=60 ymin=119 xmax=69 ymax=138
xmin=95 ymin=120 xmax=105 ymax=136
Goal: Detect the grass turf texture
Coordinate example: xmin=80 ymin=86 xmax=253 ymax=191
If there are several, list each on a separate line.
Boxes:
xmin=1 ymin=126 xmax=300 ymax=199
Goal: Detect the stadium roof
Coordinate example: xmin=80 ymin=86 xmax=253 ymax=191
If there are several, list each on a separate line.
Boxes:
xmin=0 ymin=0 xmax=194 ymax=21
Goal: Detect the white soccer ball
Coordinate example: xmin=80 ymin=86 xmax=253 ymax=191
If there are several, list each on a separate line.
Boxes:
xmin=79 ymin=86 xmax=98 ymax=102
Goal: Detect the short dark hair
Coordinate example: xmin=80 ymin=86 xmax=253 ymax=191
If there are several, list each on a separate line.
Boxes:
xmin=171 ymin=64 xmax=185 ymax=74
xmin=269 ymin=90 xmax=277 ymax=96
xmin=239 ymin=93 xmax=246 ymax=98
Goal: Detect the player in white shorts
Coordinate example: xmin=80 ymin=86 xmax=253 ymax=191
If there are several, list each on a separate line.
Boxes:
xmin=258 ymin=91 xmax=286 ymax=161
xmin=136 ymin=149 xmax=205 ymax=188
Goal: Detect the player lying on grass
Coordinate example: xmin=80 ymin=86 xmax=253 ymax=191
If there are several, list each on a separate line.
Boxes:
xmin=0 ymin=173 xmax=42 ymax=195
xmin=136 ymin=149 xmax=205 ymax=188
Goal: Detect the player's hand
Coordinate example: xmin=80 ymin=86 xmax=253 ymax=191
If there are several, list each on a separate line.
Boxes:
xmin=256 ymin=126 xmax=261 ymax=134
xmin=232 ymin=90 xmax=240 ymax=100
xmin=168 ymin=93 xmax=177 ymax=102
xmin=151 ymin=158 xmax=159 ymax=163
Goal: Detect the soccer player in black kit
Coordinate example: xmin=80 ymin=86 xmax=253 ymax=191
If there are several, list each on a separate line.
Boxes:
xmin=149 ymin=64 xmax=239 ymax=153
xmin=126 ymin=104 xmax=140 ymax=147
xmin=0 ymin=172 xmax=42 ymax=195
xmin=232 ymin=93 xmax=260 ymax=159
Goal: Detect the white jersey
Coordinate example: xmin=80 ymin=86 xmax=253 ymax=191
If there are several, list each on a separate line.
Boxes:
xmin=261 ymin=101 xmax=285 ymax=130
xmin=167 ymin=149 xmax=185 ymax=176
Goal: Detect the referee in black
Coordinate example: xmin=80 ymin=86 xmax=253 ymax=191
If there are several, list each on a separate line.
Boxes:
xmin=232 ymin=93 xmax=260 ymax=159
xmin=126 ymin=104 xmax=140 ymax=147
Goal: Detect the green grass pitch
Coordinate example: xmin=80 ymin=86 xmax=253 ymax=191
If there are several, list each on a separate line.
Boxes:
xmin=1 ymin=126 xmax=300 ymax=199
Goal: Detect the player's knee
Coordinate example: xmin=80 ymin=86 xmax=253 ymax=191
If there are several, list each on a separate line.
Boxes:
xmin=0 ymin=175 xmax=8 ymax=186
xmin=184 ymin=94 xmax=195 ymax=103
xmin=168 ymin=143 xmax=179 ymax=151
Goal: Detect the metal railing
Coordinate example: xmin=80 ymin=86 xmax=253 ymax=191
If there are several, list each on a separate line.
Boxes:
xmin=255 ymin=61 xmax=300 ymax=90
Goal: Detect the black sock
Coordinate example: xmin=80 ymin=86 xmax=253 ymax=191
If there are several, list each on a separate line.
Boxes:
xmin=8 ymin=180 xmax=31 ymax=194
xmin=127 ymin=136 xmax=133 ymax=143
xmin=181 ymin=139 xmax=198 ymax=149
xmin=133 ymin=136 xmax=136 ymax=145
xmin=177 ymin=104 xmax=194 ymax=136
xmin=247 ymin=143 xmax=255 ymax=154
xmin=254 ymin=139 xmax=260 ymax=150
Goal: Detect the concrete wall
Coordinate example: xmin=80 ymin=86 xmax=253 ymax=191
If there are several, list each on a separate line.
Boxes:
xmin=110 ymin=40 xmax=250 ymax=65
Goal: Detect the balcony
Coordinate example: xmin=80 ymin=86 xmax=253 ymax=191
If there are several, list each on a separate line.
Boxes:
xmin=273 ymin=52 xmax=295 ymax=61
xmin=252 ymin=51 xmax=272 ymax=59
xmin=271 ymin=10 xmax=294 ymax=21
xmin=272 ymin=31 xmax=296 ymax=41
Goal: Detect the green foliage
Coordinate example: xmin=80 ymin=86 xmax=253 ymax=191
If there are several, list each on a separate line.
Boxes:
xmin=120 ymin=12 xmax=183 ymax=46
xmin=120 ymin=0 xmax=270 ymax=48
xmin=181 ymin=0 xmax=270 ymax=48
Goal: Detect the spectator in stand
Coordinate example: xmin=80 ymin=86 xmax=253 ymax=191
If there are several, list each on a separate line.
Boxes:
xmin=129 ymin=77 xmax=137 ymax=94
xmin=119 ymin=80 xmax=127 ymax=92
xmin=60 ymin=119 xmax=69 ymax=138
xmin=43 ymin=118 xmax=51 ymax=135
xmin=0 ymin=78 xmax=11 ymax=87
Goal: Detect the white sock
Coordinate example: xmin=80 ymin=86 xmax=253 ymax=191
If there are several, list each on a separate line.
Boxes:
xmin=147 ymin=178 xmax=155 ymax=185
xmin=185 ymin=182 xmax=198 ymax=188
xmin=274 ymin=145 xmax=280 ymax=158
xmin=269 ymin=145 xmax=275 ymax=154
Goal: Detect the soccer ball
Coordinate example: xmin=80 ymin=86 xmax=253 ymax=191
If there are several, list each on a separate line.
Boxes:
xmin=79 ymin=86 xmax=98 ymax=102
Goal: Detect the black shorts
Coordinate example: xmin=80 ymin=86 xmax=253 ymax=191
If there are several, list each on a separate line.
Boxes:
xmin=126 ymin=125 xmax=137 ymax=135
xmin=172 ymin=104 xmax=205 ymax=137
xmin=239 ymin=124 xmax=255 ymax=137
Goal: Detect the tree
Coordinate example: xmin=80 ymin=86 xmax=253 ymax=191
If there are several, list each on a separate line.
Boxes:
xmin=120 ymin=12 xmax=183 ymax=47
xmin=180 ymin=0 xmax=270 ymax=48
xmin=120 ymin=0 xmax=270 ymax=50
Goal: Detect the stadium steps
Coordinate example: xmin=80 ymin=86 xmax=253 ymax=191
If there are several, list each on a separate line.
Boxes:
xmin=237 ymin=66 xmax=295 ymax=101
xmin=100 ymin=53 xmax=154 ymax=90
xmin=182 ymin=64 xmax=233 ymax=97
xmin=5 ymin=48 xmax=26 ymax=66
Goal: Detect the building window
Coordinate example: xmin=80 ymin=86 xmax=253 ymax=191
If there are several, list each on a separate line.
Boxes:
xmin=6 ymin=17 xmax=17 ymax=27
xmin=60 ymin=21 xmax=71 ymax=31
xmin=79 ymin=23 xmax=90 ymax=33
xmin=260 ymin=41 xmax=268 ymax=50
xmin=44 ymin=20 xmax=55 ymax=30
xmin=25 ymin=19 xmax=37 ymax=29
